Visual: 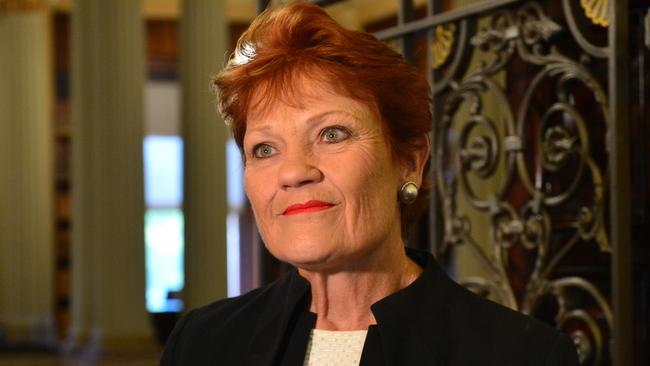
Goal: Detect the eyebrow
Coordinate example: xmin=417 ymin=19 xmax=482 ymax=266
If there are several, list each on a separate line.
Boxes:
xmin=246 ymin=110 xmax=359 ymax=135
xmin=307 ymin=110 xmax=357 ymax=124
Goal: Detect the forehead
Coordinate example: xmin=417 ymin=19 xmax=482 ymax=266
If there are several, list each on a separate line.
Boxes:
xmin=246 ymin=74 xmax=377 ymax=128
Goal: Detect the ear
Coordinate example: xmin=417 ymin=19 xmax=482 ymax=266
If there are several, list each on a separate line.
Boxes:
xmin=401 ymin=133 xmax=431 ymax=187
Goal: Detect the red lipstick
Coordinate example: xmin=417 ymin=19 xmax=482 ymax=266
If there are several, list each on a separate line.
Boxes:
xmin=283 ymin=200 xmax=335 ymax=216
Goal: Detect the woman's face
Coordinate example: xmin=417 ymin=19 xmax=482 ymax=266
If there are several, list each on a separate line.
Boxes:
xmin=243 ymin=78 xmax=407 ymax=271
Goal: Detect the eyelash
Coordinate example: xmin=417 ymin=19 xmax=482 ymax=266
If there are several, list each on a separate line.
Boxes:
xmin=250 ymin=125 xmax=352 ymax=159
xmin=251 ymin=143 xmax=275 ymax=159
xmin=320 ymin=125 xmax=351 ymax=143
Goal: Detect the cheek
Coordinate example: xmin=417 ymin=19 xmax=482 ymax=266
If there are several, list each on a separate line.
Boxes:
xmin=334 ymin=145 xmax=399 ymax=213
xmin=243 ymin=170 xmax=255 ymax=202
xmin=244 ymin=168 xmax=273 ymax=217
xmin=357 ymin=145 xmax=398 ymax=189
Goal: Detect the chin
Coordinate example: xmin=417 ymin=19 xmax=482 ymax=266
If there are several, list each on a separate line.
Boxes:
xmin=268 ymin=240 xmax=341 ymax=270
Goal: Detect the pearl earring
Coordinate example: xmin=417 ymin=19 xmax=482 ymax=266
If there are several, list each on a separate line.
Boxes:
xmin=399 ymin=181 xmax=418 ymax=204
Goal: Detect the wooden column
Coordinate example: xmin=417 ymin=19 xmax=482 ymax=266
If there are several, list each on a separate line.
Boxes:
xmin=68 ymin=0 xmax=153 ymax=357
xmin=0 ymin=8 xmax=55 ymax=347
xmin=181 ymin=0 xmax=229 ymax=310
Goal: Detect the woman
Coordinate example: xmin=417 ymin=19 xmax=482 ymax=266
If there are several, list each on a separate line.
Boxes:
xmin=161 ymin=2 xmax=579 ymax=365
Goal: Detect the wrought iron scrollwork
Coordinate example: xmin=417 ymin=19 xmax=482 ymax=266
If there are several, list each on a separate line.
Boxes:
xmin=431 ymin=23 xmax=457 ymax=70
xmin=579 ymin=0 xmax=609 ymax=27
xmin=434 ymin=2 xmax=612 ymax=364
xmin=562 ymin=0 xmax=609 ymax=58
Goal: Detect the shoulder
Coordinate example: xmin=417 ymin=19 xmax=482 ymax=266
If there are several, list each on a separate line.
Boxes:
xmin=441 ymin=278 xmax=580 ymax=365
xmin=160 ymin=270 xmax=295 ymax=365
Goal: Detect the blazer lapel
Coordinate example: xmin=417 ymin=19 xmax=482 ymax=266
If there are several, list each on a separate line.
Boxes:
xmin=245 ymin=249 xmax=453 ymax=366
xmin=246 ymin=269 xmax=310 ymax=366
xmin=369 ymin=249 xmax=453 ymax=366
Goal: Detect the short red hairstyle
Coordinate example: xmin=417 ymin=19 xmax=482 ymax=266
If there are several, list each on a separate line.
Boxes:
xmin=212 ymin=1 xmax=432 ymax=238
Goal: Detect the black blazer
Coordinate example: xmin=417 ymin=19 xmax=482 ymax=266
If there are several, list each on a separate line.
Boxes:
xmin=160 ymin=248 xmax=580 ymax=365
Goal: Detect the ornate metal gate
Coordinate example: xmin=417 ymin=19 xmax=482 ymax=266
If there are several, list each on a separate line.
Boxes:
xmin=255 ymin=1 xmax=648 ymax=365
xmin=425 ymin=2 xmax=617 ymax=364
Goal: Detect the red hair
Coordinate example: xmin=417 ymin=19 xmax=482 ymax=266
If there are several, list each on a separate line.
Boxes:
xmin=212 ymin=1 xmax=432 ymax=238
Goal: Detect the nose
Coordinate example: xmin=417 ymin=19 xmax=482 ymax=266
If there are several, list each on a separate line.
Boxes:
xmin=277 ymin=148 xmax=323 ymax=189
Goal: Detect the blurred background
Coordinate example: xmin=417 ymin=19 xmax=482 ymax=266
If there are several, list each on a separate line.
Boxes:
xmin=0 ymin=0 xmax=648 ymax=365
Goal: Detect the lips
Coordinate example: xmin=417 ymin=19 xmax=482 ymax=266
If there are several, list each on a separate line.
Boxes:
xmin=283 ymin=200 xmax=335 ymax=216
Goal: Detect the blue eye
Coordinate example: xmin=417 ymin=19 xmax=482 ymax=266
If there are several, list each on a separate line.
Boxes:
xmin=252 ymin=143 xmax=275 ymax=159
xmin=321 ymin=126 xmax=350 ymax=143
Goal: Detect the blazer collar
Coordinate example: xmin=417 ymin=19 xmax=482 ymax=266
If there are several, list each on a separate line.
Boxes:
xmin=246 ymin=248 xmax=452 ymax=366
xmin=246 ymin=269 xmax=310 ymax=366
xmin=370 ymin=248 xmax=452 ymax=365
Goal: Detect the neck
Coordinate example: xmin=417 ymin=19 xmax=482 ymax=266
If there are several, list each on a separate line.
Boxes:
xmin=298 ymin=240 xmax=422 ymax=331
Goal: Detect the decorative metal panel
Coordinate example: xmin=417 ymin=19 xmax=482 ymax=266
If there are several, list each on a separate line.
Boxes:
xmin=369 ymin=0 xmax=625 ymax=365
xmin=431 ymin=2 xmax=613 ymax=364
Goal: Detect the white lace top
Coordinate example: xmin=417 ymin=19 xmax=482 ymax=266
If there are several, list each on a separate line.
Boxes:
xmin=302 ymin=329 xmax=369 ymax=366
